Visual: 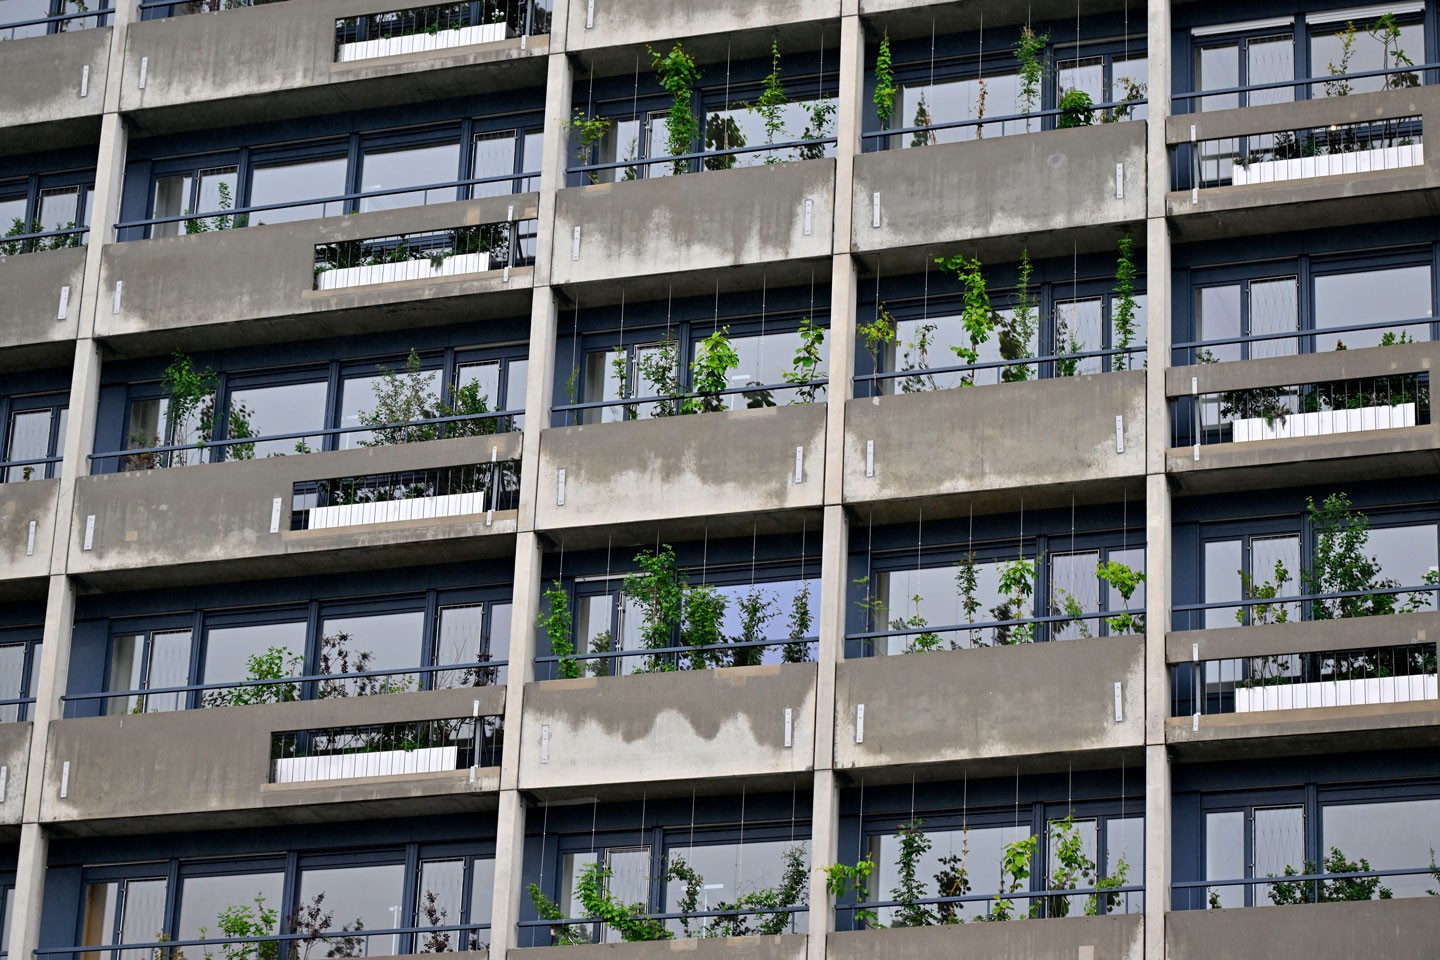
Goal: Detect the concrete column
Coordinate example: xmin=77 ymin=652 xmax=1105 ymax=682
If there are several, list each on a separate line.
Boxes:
xmin=486 ymin=786 xmax=529 ymax=956
xmin=1144 ymin=741 xmax=1171 ymax=960
xmin=533 ymin=52 xmax=575 ymax=287
xmin=805 ymin=768 xmax=840 ymax=960
xmin=517 ymin=291 xmax=559 ymax=532
xmin=1146 ymin=0 xmax=1172 ymax=222
xmin=812 ymin=505 xmax=847 ymax=773
xmin=8 ymin=822 xmax=49 ymax=960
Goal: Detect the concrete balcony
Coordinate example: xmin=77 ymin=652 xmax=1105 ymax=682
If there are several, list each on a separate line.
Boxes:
xmin=1166 ymin=612 xmax=1440 ymax=761
xmin=119 ymin=0 xmax=548 ymax=135
xmin=1168 ymin=899 xmax=1439 ymax=960
xmin=1166 ymin=86 xmax=1440 ymax=243
xmin=833 ymin=635 xmax=1145 ymax=776
xmin=513 ymin=935 xmax=806 ymax=960
xmin=40 ymin=685 xmax=503 ymax=834
xmin=0 ymin=479 xmax=60 ymax=584
xmin=516 ymin=664 xmax=816 ymax=793
xmin=853 ymin=122 xmax=1146 ymax=257
xmin=551 ymin=160 xmax=834 ymax=287
xmin=0 ymin=721 xmax=32 ymax=835
xmin=95 ymin=194 xmax=536 ymax=353
xmin=844 ymin=372 xmax=1146 ymax=514
xmin=67 ymin=434 xmax=520 ymax=589
xmin=0 ymin=247 xmax=85 ymax=369
xmin=533 ymin=404 xmax=826 ymax=536
xmin=829 ymin=914 xmax=1142 ymax=960
xmin=562 ymin=0 xmax=837 ymax=51
xmin=0 ymin=28 xmax=109 ymax=154
xmin=1166 ymin=343 xmax=1440 ymax=496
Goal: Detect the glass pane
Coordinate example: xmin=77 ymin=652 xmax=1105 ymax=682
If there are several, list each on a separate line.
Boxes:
xmin=664 ymin=839 xmax=809 ymax=935
xmin=1205 ymin=810 xmax=1245 ymax=908
xmin=144 ymin=629 xmax=192 ymax=713
xmin=1313 ymin=20 xmax=1425 ymax=97
xmin=192 ymin=166 xmax=240 ymax=233
xmin=559 ymin=851 xmax=598 ymax=939
xmin=1106 ymin=816 xmax=1145 ymax=914
xmin=1054 ymin=298 xmax=1105 ymax=374
xmin=106 ymin=634 xmax=146 ymax=716
xmin=151 ymin=173 xmax=193 ymax=239
xmin=870 ymin=823 xmax=1029 ymax=924
xmin=177 ymin=872 xmax=284 ymax=943
xmin=117 ymin=879 xmax=168 ymax=960
xmin=714 ymin=329 xmax=827 ymax=406
xmin=1113 ymin=55 xmax=1149 ymax=121
xmin=503 ymin=359 xmax=528 ymax=428
xmin=435 ymin=603 xmax=507 ymax=688
xmin=468 ymin=859 xmax=495 ymax=948
xmin=1314 ymin=265 xmax=1431 ymax=351
xmin=296 ymin=863 xmax=406 ymax=958
xmin=457 ymin=361 xmax=501 ymax=418
xmin=54 ymin=407 xmax=68 ymax=480
xmin=472 ymin=131 xmax=518 ymax=199
xmin=1249 ymin=277 xmax=1299 ymax=359
xmin=1057 ymin=56 xmax=1104 ymax=102
xmin=0 ymin=644 xmax=26 ymax=723
xmin=602 ymin=847 xmax=650 ymax=943
xmin=581 ymin=350 xmax=626 ymax=424
xmin=1198 ymin=44 xmax=1240 ymax=111
xmin=1323 ymin=798 xmax=1440 ymax=898
xmin=1247 ymin=35 xmax=1295 ymax=107
xmin=80 ymin=882 xmax=119 ymax=960
xmin=248 ymin=156 xmax=347 ymax=226
xmin=1370 ymin=524 xmax=1440 ymax=607
xmin=898 ymin=72 xmax=1026 ymax=148
xmin=1106 ymin=547 xmax=1147 ymax=617
xmin=0 ymin=0 xmax=53 ymax=40
xmin=575 ymin=592 xmax=615 ymax=676
xmin=202 ymin=621 xmax=307 ymax=703
xmin=38 ymin=186 xmax=80 ymax=236
xmin=596 ymin=118 xmax=643 ymax=184
xmin=521 ymin=131 xmax=544 ymax=191
xmin=224 ymin=381 xmax=328 ymax=459
xmin=646 ymin=114 xmax=673 ymax=177
xmin=1050 ymin=551 xmax=1101 ymax=641
xmin=2 ymin=886 xmax=12 ymax=956
xmin=123 ymin=398 xmax=169 ymax=470
xmin=319 ymin=610 xmax=426 ymax=696
xmin=360 ymin=142 xmax=461 ymax=212
xmin=338 ymin=373 xmax=386 ymax=450
xmin=416 ymin=859 xmax=465 ymax=952
xmin=701 ymin=99 xmax=836 ymax=170
xmin=709 ymin=578 xmax=819 ymax=665
xmin=5 ymin=409 xmax=53 ymax=482
xmin=1254 ymin=805 xmax=1305 ymax=906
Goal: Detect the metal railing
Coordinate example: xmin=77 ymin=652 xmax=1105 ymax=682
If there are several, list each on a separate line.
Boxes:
xmin=834 ymin=883 xmax=1146 ymax=922
xmin=846 ymin=607 xmax=1145 ymax=657
xmin=35 ymin=923 xmax=493 ymax=960
xmin=0 ymin=696 xmax=38 ymax=723
xmin=1171 ymin=582 xmax=1440 ymax=633
xmin=0 ymin=6 xmax=108 ymax=39
xmin=521 ymin=903 xmax=807 ymax=943
xmin=567 ymin=134 xmax=838 ymax=181
xmin=89 ymin=408 xmax=522 ymax=473
xmin=860 ymin=95 xmax=1149 ymax=150
xmin=855 ymin=345 xmax=1146 ymax=395
xmin=313 ymin=220 xmax=527 ymax=289
xmin=271 ymin=716 xmax=502 ymax=782
xmin=552 ymin=379 xmax=827 ymax=426
xmin=114 ymin=170 xmax=540 ymax=239
xmin=536 ymin=635 xmax=818 ymax=680
xmin=0 ymin=454 xmax=64 ymax=482
xmin=0 ymin=224 xmax=88 ymax=256
xmin=1171 ymin=61 xmax=1440 ymax=110
xmin=60 ymin=659 xmax=509 ymax=718
xmin=1173 ymin=865 xmax=1439 ymax=910
xmin=138 ymin=0 xmax=287 ymax=18
xmin=337 ymin=0 xmax=542 ymax=56
xmin=293 ymin=461 xmax=521 ymax=530
xmin=1171 ymin=316 xmax=1436 ymax=365
xmin=1173 ymin=643 xmax=1438 ymax=718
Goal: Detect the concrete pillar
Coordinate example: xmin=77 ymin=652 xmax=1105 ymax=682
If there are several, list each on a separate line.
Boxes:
xmin=533 ymin=52 xmax=575 ymax=287
xmin=8 ymin=822 xmax=49 ymax=960
xmin=486 ymin=785 xmax=530 ymax=956
xmin=1146 ymin=0 xmax=1172 ymax=223
xmin=805 ymin=768 xmax=840 ymax=960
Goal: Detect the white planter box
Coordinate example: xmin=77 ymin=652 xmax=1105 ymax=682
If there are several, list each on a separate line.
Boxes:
xmin=1235 ymin=674 xmax=1438 ymax=713
xmin=307 ymin=490 xmax=486 ymax=531
xmin=273 ymin=745 xmax=458 ymax=784
xmin=1233 ymin=143 xmax=1424 ymax=186
xmin=1230 ymin=402 xmax=1415 ymax=443
xmin=316 ymin=251 xmax=491 ymax=291
xmin=337 ymin=22 xmax=506 ymax=63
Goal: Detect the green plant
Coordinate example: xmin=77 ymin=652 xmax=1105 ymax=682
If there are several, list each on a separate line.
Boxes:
xmin=575 ymin=862 xmax=671 ymax=941
xmin=624 ymin=546 xmax=687 ymax=670
xmin=649 ymin=43 xmax=703 ymax=175
xmin=993 ymin=558 xmax=1037 ymax=644
xmin=1056 ymin=88 xmax=1095 ymax=128
xmin=1045 ymin=814 xmax=1096 ymax=918
xmin=797 ymin=97 xmax=837 ymax=160
xmin=730 ymin=587 xmax=777 ymax=668
xmin=1000 ymin=250 xmax=1038 ymax=383
xmin=358 ymin=349 xmax=500 ymax=445
xmin=637 ymin=335 xmax=682 ymax=417
xmin=1112 ymin=236 xmax=1139 ymax=371
xmin=752 ymin=36 xmax=788 ymax=164
xmin=933 ymin=827 xmax=972 ymax=924
xmin=526 ymin=885 xmax=591 ymax=946
xmin=874 ymin=30 xmax=897 ymax=130
xmin=1303 ymin=493 xmax=1403 ymax=621
xmin=539 ymin=581 xmax=581 ymax=680
xmin=162 ymin=351 xmax=220 ymax=464
xmin=681 ymin=583 xmax=729 ymax=669
xmin=910 ymin=94 xmax=937 ymax=148
xmin=955 ymin=553 xmax=983 ymax=647
xmin=670 ymin=846 xmax=808 ymax=937
xmin=1370 ymin=13 xmax=1419 ymax=90
xmin=858 ymin=303 xmax=898 ymax=375
xmin=782 ymin=316 xmax=827 ymax=402
xmin=1088 ymin=854 xmax=1130 ymax=917
xmin=891 ymin=819 xmax=936 ymax=927
xmin=985 ymin=834 xmax=1039 ymax=921
xmin=936 ymin=254 xmax=996 ymax=386
xmin=1014 ymin=26 xmax=1049 ymax=130
xmin=893 ymin=594 xmax=943 ymax=653
xmin=704 ymin=112 xmax=745 ymax=170
xmin=1238 ymin=558 xmax=1292 ymax=628
xmin=825 ymin=859 xmax=878 ymax=928
xmin=782 ymin=582 xmax=813 ymax=663
xmin=1096 ymin=560 xmax=1146 ymax=635
xmin=1267 ymin=848 xmax=1393 ymax=905
xmin=201 ymin=896 xmax=280 ymax=960
xmin=1325 ymin=21 xmax=1358 ymax=96
xmin=897 ymin=321 xmax=939 ymax=393
xmin=1104 ymin=76 xmax=1147 ymax=122
xmin=202 ymin=647 xmax=302 ymax=708
xmin=683 ymin=327 xmax=740 ymax=414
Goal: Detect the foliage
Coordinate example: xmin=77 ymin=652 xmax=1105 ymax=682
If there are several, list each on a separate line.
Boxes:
xmin=897 ymin=321 xmax=939 ymax=394
xmin=858 ymin=303 xmax=898 ymax=374
xmin=670 ymin=846 xmax=809 ymax=937
xmin=1000 ymin=250 xmax=1038 ymax=383
xmin=1054 ymin=304 xmax=1085 ymax=377
xmin=1370 ymin=13 xmax=1419 ymax=89
xmin=1096 ymin=560 xmax=1146 ymax=635
xmin=1303 ymin=493 xmax=1404 ymax=620
xmin=357 ymin=349 xmax=499 ymax=445
xmin=783 ymin=582 xmax=814 ymax=664
xmin=637 ymin=334 xmax=682 ymax=417
xmin=797 ymin=97 xmax=838 ymax=160
xmin=649 ymin=43 xmax=703 ymax=175
xmin=993 ymin=558 xmax=1037 ymax=644
xmin=201 ymin=896 xmax=279 ymax=960
xmin=890 ymin=819 xmax=936 ymax=927
xmin=1056 ymin=88 xmax=1094 ymax=128
xmin=753 ymin=37 xmax=789 ymax=164
xmin=1104 ymin=76 xmax=1148 ymax=123
xmin=910 ymin=95 xmax=938 ymax=148
xmin=1112 ymin=236 xmax=1139 ymax=371
xmin=1267 ymin=848 xmax=1393 ymax=905
xmin=1238 ymin=559 xmax=1292 ymax=627
xmin=955 ymin=553 xmax=983 ymax=647
xmin=185 ymin=181 xmax=244 ymax=234
xmin=1013 ymin=26 xmax=1049 ymax=127
xmin=874 ymin=30 xmax=897 ymax=129
xmin=683 ymin=327 xmax=740 ymax=414
xmin=539 ymin=581 xmax=581 ymax=679
xmin=624 ymin=546 xmax=687 ymax=670
xmin=730 ymin=587 xmax=777 ymax=668
xmin=936 ymin=254 xmax=996 ymax=386
xmin=1 ymin=216 xmax=82 ymax=256
xmin=568 ymin=109 xmax=613 ymax=184
xmin=825 ymin=859 xmax=878 ymax=928
xmin=526 ymin=884 xmax=591 ymax=946
xmin=892 ymin=594 xmax=943 ymax=653
xmin=681 ymin=584 xmax=729 ymax=669
xmin=1325 ymin=21 xmax=1358 ymax=97
xmin=782 ymin=316 xmax=827 ymax=402
xmin=285 ymin=892 xmax=365 ymax=960
xmin=159 ymin=351 xmax=221 ymax=463
xmin=985 ymin=834 xmax=1039 ymax=921
xmin=704 ymin=112 xmax=745 ymax=170
xmin=1045 ymin=814 xmax=1096 ymax=918
xmin=573 ymin=862 xmax=671 ymax=941
xmin=201 ymin=647 xmax=301 ymax=708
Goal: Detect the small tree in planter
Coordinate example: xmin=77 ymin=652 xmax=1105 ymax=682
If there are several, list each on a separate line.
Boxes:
xmin=937 ymin=254 xmax=997 ymax=387
xmin=358 ymin=349 xmax=500 ymax=444
xmin=1096 ymin=560 xmax=1146 ymax=635
xmin=568 ymin=109 xmax=613 ymax=184
xmin=202 ymin=646 xmax=302 ymax=708
xmin=1268 ymin=847 xmax=1393 ymax=904
xmin=782 ymin=316 xmax=827 ymax=402
xmin=683 ymin=327 xmax=740 ymax=414
xmin=1112 ymin=236 xmax=1140 ymax=371
xmin=992 ymin=557 xmax=1038 ymax=644
xmin=681 ymin=583 xmax=729 ymax=669
xmin=984 ymin=833 xmax=1040 ymax=921
xmin=1056 ymin=88 xmax=1095 ymax=128
xmin=729 ymin=588 xmax=777 ymax=668
xmin=1013 ymin=26 xmax=1050 ymax=133
xmin=873 ymin=30 xmax=897 ymax=133
xmin=649 ymin=43 xmax=703 ymax=176
xmin=858 ymin=304 xmax=898 ymax=383
xmin=538 ymin=581 xmax=582 ymax=680
xmin=623 ymin=546 xmax=687 ymax=672
xmin=782 ymin=582 xmax=814 ymax=663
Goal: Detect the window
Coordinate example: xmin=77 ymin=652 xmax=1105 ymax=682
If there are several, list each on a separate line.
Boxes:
xmin=663 ymin=838 xmax=809 ymax=935
xmin=1204 ymin=804 xmax=1305 ymax=907
xmin=1309 ymin=9 xmax=1425 ymax=97
xmin=201 ymin=620 xmax=308 ymax=701
xmin=2 ymin=398 xmax=67 ymax=481
xmin=1322 ymin=797 xmax=1440 ymax=899
xmin=1195 ymin=277 xmax=1299 ymax=362
xmin=0 ymin=170 xmax=94 ymax=252
xmin=1056 ymin=51 xmax=1149 ymax=121
xmin=560 ymin=847 xmax=650 ymax=943
xmin=1 ymin=884 xmax=13 ymax=956
xmin=1202 ymin=533 xmax=1299 ymax=629
xmin=319 ymin=609 xmax=426 ymax=696
xmin=0 ymin=631 xmax=41 ymax=723
xmin=1194 ymin=30 xmax=1294 ymax=182
xmin=0 ymin=0 xmax=105 ymax=40
xmin=106 ymin=628 xmax=193 ymax=715
xmin=222 ymin=378 xmax=329 ymax=460
xmin=416 ymin=856 xmax=495 ymax=951
xmin=176 ymin=869 xmax=285 ymax=943
xmin=1313 ymin=263 xmax=1431 ymax=351
xmin=248 ymin=155 xmax=347 ymax=225
xmin=870 ymin=821 xmax=1029 ymax=923
xmin=80 ymin=877 xmax=168 ymax=960
xmin=360 ymin=141 xmax=461 ymax=212
xmin=297 ymin=861 xmax=406 ymax=957
xmin=896 ymin=71 xmax=1026 ymax=146
xmin=471 ymin=129 xmax=542 ymax=197
xmin=151 ymin=165 xmax=238 ymax=238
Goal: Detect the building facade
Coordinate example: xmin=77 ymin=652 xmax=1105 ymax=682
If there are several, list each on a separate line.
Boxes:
xmin=1 ymin=1 xmax=1438 ymax=959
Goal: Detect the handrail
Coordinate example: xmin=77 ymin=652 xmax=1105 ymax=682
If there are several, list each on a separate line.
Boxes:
xmin=1173 ymin=865 xmax=1436 ymax=889
xmin=0 ymin=8 xmax=109 ymax=32
xmin=534 ymin=635 xmax=818 ymax=665
xmin=1171 ymin=314 xmax=1436 ymax=353
xmin=568 ymin=135 xmax=837 ymax=176
xmin=62 ymin=659 xmax=509 ymax=705
xmin=861 ymin=96 xmax=1149 ymax=142
xmin=847 ymin=607 xmax=1144 ymax=644
xmin=0 ymin=455 xmax=64 ymax=471
xmin=833 ymin=882 xmax=1147 ymax=912
xmin=0 ymin=224 xmax=89 ymax=247
xmin=35 ymin=922 xmax=491 ymax=957
xmin=1171 ymin=61 xmax=1440 ymax=104
xmin=87 ymin=408 xmax=524 ymax=462
xmin=1172 ymin=582 xmax=1438 ymax=616
xmin=520 ymin=902 xmax=807 ymax=928
xmin=551 ymin=380 xmax=827 ymax=415
xmin=855 ymin=345 xmax=1144 ymax=384
xmin=114 ymin=170 xmax=541 ymax=232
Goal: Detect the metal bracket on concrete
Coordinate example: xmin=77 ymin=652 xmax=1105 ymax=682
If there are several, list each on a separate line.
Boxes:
xmin=138 ymin=56 xmax=149 ymax=90
xmin=865 ymin=439 xmax=874 ymax=478
xmin=83 ymin=515 xmax=95 ymax=551
xmin=113 ymin=280 xmax=124 ymax=314
xmin=1114 ymin=162 xmax=1124 ymax=199
xmin=784 ymin=708 xmax=793 ymax=747
xmin=570 ymin=226 xmax=581 ymax=261
xmin=556 ymin=468 xmax=567 ymax=506
xmin=60 ymin=761 xmax=71 ymax=798
xmin=0 ymin=766 xmax=7 ymax=802
xmin=1191 ymin=377 xmax=1201 ymax=460
xmin=486 ymin=446 xmax=497 ymax=525
xmin=871 ymin=192 xmax=881 ymax=228
xmin=473 ymin=699 xmax=481 ymax=717
xmin=1192 ymin=642 xmax=1199 ymax=662
xmin=520 ymin=33 xmax=526 ymax=49
xmin=793 ymin=446 xmax=804 ymax=484
xmin=57 ymin=285 xmax=71 ymax=320
xmin=540 ymin=724 xmax=551 ymax=764
xmin=803 ymin=199 xmax=814 ymax=236
xmin=80 ymin=65 xmax=90 ymax=98
xmin=1113 ymin=682 xmax=1124 ymax=722
xmin=1114 ymin=415 xmax=1125 ymax=454
xmin=1192 ymin=712 xmax=1200 ymax=732
xmin=585 ymin=0 xmax=595 ymax=27
xmin=27 ymin=521 xmax=37 ymax=557
xmin=269 ymin=498 xmax=283 ymax=534
xmin=855 ymin=704 xmax=865 ymax=743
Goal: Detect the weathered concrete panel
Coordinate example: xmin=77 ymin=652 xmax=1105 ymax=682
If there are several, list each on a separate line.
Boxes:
xmin=534 ymin=404 xmax=826 ymax=532
xmin=0 ymin=479 xmax=59 ymax=584
xmin=94 ymin=195 xmax=537 ymax=342
xmin=1167 ymin=610 xmax=1440 ymax=664
xmin=1168 ymin=699 xmax=1440 ymax=751
xmin=0 ymin=722 xmax=32 ymax=828
xmin=853 ymin=122 xmax=1146 ymax=251
xmin=834 ymin=636 xmax=1145 ymax=771
xmin=41 ymin=686 xmax=503 ymax=831
xmin=1168 ymin=341 xmax=1438 ymax=396
xmin=1167 ymin=900 xmax=1440 ymax=960
xmin=517 ymin=664 xmax=816 ymax=790
xmin=828 ymin=914 xmax=1142 ymax=960
xmin=844 ymin=373 xmax=1145 ymax=505
xmin=0 ymin=247 xmax=85 ymax=357
xmin=513 ymin=935 xmax=806 ymax=960
xmin=68 ymin=434 xmax=520 ymax=586
xmin=551 ymin=161 xmax=834 ymax=285
xmin=563 ymin=0 xmax=839 ymax=50
xmin=0 ymin=28 xmax=109 ymax=151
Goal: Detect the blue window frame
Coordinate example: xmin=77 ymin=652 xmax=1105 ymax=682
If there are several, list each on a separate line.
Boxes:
xmin=0 ymin=626 xmax=41 ymax=723
xmin=0 ymin=0 xmax=109 ymax=39
xmin=0 ymin=391 xmax=68 ymax=482
xmin=0 ymin=167 xmax=95 ymax=252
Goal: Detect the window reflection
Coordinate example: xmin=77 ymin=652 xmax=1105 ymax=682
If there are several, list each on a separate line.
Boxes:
xmin=249 ymin=157 xmax=347 ymax=225
xmin=1323 ymin=798 xmax=1440 ymax=898
xmin=360 ymin=142 xmax=461 ymax=212
xmin=224 ymin=381 xmax=328 ymax=459
xmin=870 ymin=824 xmax=1029 ymax=924
xmin=177 ymin=872 xmax=284 ymax=943
xmin=297 ymin=863 xmax=406 ymax=957
xmin=319 ymin=611 xmax=426 ymax=696
xmin=1313 ymin=265 xmax=1431 ymax=351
